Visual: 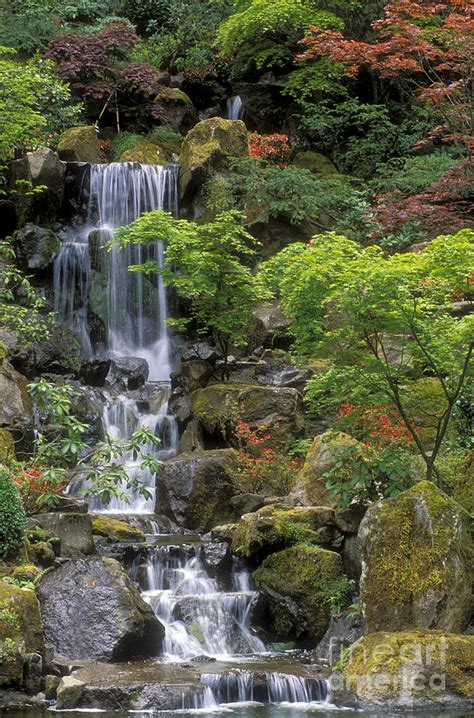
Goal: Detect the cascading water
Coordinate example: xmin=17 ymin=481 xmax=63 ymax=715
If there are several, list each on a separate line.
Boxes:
xmin=55 ymin=162 xmax=179 ymax=514
xmin=142 ymin=545 xmax=265 ymax=660
xmin=227 ymin=95 xmax=245 ymax=120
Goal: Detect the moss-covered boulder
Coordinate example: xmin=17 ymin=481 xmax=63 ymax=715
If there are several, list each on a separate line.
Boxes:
xmin=179 ymin=118 xmax=249 ymax=199
xmin=155 ymin=88 xmax=198 ymax=134
xmin=292 ymin=151 xmax=338 ymax=176
xmin=253 ymin=544 xmax=345 ymax=644
xmin=92 ymin=516 xmax=146 ymax=543
xmin=33 ymin=513 xmax=95 ymax=558
xmin=157 ymin=449 xmax=239 ymax=532
xmin=9 ymin=147 xmax=66 ymax=226
xmin=232 ymin=505 xmax=336 ymax=559
xmin=193 ymin=383 xmax=304 ymax=451
xmin=292 ymin=431 xmax=367 ymax=506
xmin=118 ymin=140 xmax=171 ymax=164
xmin=359 ymin=481 xmax=472 ymax=634
xmin=57 ymin=126 xmax=100 ymax=163
xmin=333 ymin=630 xmax=474 ymax=710
xmin=0 ymin=580 xmax=44 ymax=689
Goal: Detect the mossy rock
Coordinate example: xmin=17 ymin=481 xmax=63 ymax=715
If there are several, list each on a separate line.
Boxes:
xmin=157 ymin=449 xmax=240 ymax=532
xmin=292 ymin=151 xmax=338 ymax=176
xmin=0 ymin=361 xmax=33 ymax=431
xmin=193 ymin=383 xmax=304 ymax=451
xmin=57 ymin=126 xmax=100 ymax=163
xmin=292 ymin=431 xmax=367 ymax=507
xmin=0 ymin=579 xmax=44 ymax=688
xmin=232 ymin=505 xmax=336 ymax=559
xmin=92 ymin=516 xmax=146 ymax=543
xmin=0 ymin=429 xmax=15 ymax=463
xmin=179 ymin=118 xmax=249 ymax=199
xmin=334 ymin=630 xmax=474 ymax=709
xmin=118 ymin=140 xmax=171 ymax=164
xmin=253 ymin=544 xmax=344 ymax=644
xmin=155 ymin=88 xmax=198 ymax=134
xmin=359 ymin=480 xmax=472 ymax=634
xmin=11 ymin=564 xmax=41 ymax=583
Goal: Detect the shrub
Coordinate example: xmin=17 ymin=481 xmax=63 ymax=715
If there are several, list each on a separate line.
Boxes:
xmin=0 ymin=468 xmax=26 ymax=557
xmin=248 ymin=133 xmax=292 ymax=166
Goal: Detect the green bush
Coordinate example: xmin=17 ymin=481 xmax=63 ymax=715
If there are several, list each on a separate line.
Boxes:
xmin=0 ymin=469 xmax=26 ymax=558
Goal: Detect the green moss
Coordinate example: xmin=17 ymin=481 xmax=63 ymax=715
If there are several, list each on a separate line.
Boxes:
xmin=361 ymin=480 xmax=472 ymax=632
xmin=0 ymin=580 xmax=43 ymax=687
xmin=118 ymin=140 xmax=170 ymax=164
xmin=342 ymin=630 xmax=474 ymax=700
xmin=231 ymin=505 xmax=334 ymax=559
xmin=57 ymin=125 xmax=100 ymax=163
xmin=91 ymin=516 xmax=146 ymax=543
xmin=156 ymin=87 xmax=194 ymax=107
xmin=0 ymin=430 xmax=15 ymax=463
xmin=292 ymin=151 xmax=338 ymax=176
xmin=253 ymin=544 xmax=344 ymax=642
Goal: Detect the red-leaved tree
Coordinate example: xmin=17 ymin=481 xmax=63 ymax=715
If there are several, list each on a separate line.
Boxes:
xmin=298 ymin=1 xmax=474 ymax=155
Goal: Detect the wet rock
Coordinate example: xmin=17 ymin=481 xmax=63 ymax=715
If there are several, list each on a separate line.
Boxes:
xmin=14 ymin=223 xmax=60 ymax=270
xmin=33 ymin=513 xmax=95 ymax=558
xmin=33 ymin=325 xmax=82 ymax=376
xmin=44 ymin=674 xmax=61 ymax=700
xmin=359 ymin=481 xmax=472 ymax=634
xmin=80 ymin=357 xmax=111 ymax=387
xmin=57 ymin=126 xmax=100 ymax=163
xmin=179 ymin=359 xmax=214 ymax=393
xmin=177 ymin=419 xmax=204 ymax=454
xmin=0 ymin=581 xmax=44 ymax=690
xmin=223 ymin=352 xmax=311 ymax=392
xmin=157 ymin=450 xmax=239 ymax=532
xmin=182 ymin=342 xmax=221 ymax=364
xmin=193 ymin=383 xmax=304 ymax=451
xmin=210 ymin=523 xmax=238 ymax=544
xmin=179 ymin=118 xmax=248 ymax=202
xmin=109 ymin=356 xmax=149 ymax=390
xmin=200 ymin=542 xmax=232 ymax=579
xmin=314 ymin=612 xmax=363 ymax=666
xmin=9 ymin=147 xmax=66 ymax=226
xmin=254 ymin=544 xmax=344 ymax=644
xmin=332 ymin=630 xmax=474 ymax=710
xmin=37 ymin=558 xmax=165 ymax=661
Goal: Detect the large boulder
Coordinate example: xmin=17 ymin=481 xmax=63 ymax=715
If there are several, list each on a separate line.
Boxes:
xmin=231 ymin=505 xmax=336 ymax=560
xmin=193 ymin=383 xmax=304 ymax=451
xmin=179 ymin=118 xmax=248 ymax=200
xmin=9 ymin=147 xmax=66 ymax=226
xmin=0 ymin=581 xmax=44 ymax=690
xmin=155 ymin=88 xmax=198 ymax=134
xmin=118 ymin=139 xmax=174 ymax=164
xmin=332 ymin=630 xmax=474 ymax=710
xmin=253 ymin=544 xmax=345 ymax=644
xmin=156 ymin=449 xmax=239 ymax=532
xmin=91 ymin=515 xmax=145 ymax=543
xmin=33 ymin=513 xmax=95 ymax=558
xmin=0 ymin=361 xmax=33 ymax=433
xmin=291 ymin=431 xmax=367 ymax=506
xmin=359 ymin=481 xmax=472 ymax=634
xmin=247 ymin=301 xmax=292 ymax=352
xmin=57 ymin=126 xmax=100 ymax=163
xmin=14 ymin=223 xmax=60 ymax=270
xmin=37 ymin=558 xmax=164 ymax=661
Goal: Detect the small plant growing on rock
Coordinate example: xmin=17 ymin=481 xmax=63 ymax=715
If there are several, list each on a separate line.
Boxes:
xmin=0 ymin=468 xmax=26 ymax=558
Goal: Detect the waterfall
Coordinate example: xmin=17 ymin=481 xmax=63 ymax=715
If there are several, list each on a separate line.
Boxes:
xmin=142 ymin=544 xmax=265 ymax=660
xmin=227 ymin=96 xmax=244 ymax=121
xmin=200 ymin=671 xmax=329 ymax=705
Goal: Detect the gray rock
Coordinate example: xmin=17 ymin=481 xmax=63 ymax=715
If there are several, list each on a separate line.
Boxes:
xmin=181 ymin=342 xmax=221 ymax=364
xmin=34 ymin=325 xmax=82 ymax=376
xmin=157 ymin=450 xmax=239 ymax=532
xmin=342 ymin=534 xmax=362 ymax=584
xmin=314 ymin=613 xmax=362 ymax=666
xmin=23 ymin=653 xmax=43 ymax=695
xmin=109 ymin=357 xmax=149 ymax=389
xmin=0 ymin=361 xmax=33 ymax=432
xmin=14 ymin=223 xmax=60 ymax=270
xmin=37 ymin=558 xmax=165 ymax=661
xmin=9 ymin=147 xmax=66 ymax=226
xmin=230 ymin=493 xmax=267 ymax=516
xmin=247 ymin=302 xmax=292 ymax=351
xmin=80 ymin=357 xmax=111 ymax=387
xmin=200 ymin=542 xmax=232 ymax=579
xmin=33 ymin=513 xmax=95 ymax=558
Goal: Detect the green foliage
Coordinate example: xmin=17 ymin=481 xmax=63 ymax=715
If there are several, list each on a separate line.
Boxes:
xmin=115 ymin=210 xmax=267 ymax=368
xmin=0 ymin=0 xmax=122 ymax=53
xmin=321 ymin=575 xmax=354 ymax=615
xmin=0 ymin=48 xmax=82 ymax=162
xmin=0 ymin=469 xmax=26 ymax=558
xmin=370 ymin=152 xmax=459 ymax=196
xmin=112 ymin=131 xmax=145 ymax=160
xmin=218 ymin=0 xmax=348 ymax=78
xmin=0 ymin=237 xmax=52 ymax=341
xmin=148 ymin=125 xmax=183 ymax=154
xmin=282 ymin=58 xmax=347 ymax=101
xmin=298 ymin=99 xmax=434 ymax=178
xmin=126 ymin=0 xmax=233 ymax=71
xmin=226 ymin=158 xmax=373 ymax=242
